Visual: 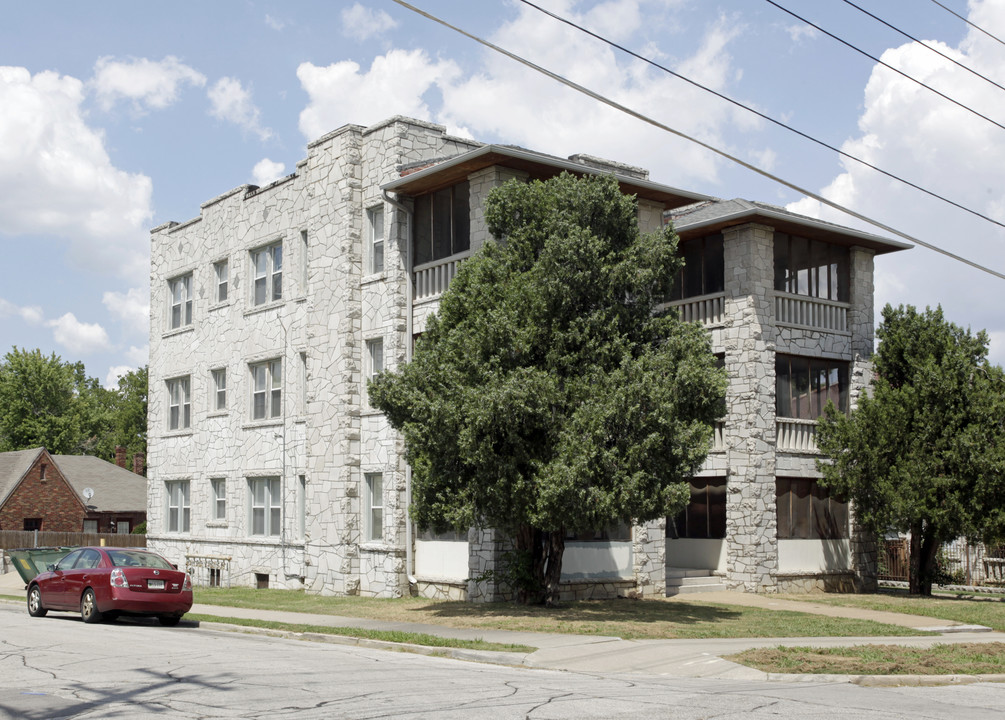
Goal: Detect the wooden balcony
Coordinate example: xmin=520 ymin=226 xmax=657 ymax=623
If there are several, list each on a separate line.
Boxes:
xmin=775 ymin=292 xmax=849 ymax=333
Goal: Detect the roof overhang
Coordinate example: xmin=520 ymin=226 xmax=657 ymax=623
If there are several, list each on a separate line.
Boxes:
xmin=673 ymin=204 xmax=912 ymax=256
xmin=381 ymin=144 xmax=712 ymax=210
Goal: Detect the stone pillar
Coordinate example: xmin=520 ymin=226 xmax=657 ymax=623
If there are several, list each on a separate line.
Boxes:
xmin=848 ymin=247 xmax=876 ymax=360
xmin=633 ymin=518 xmax=666 ymax=596
xmin=722 ymin=223 xmax=779 ymax=592
xmin=467 ymin=166 xmax=529 ymax=252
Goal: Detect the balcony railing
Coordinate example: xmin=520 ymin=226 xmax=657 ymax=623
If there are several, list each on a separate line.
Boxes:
xmin=413 ymin=252 xmax=472 ymax=301
xmin=775 ymin=293 xmax=849 ymax=333
xmin=776 ymin=418 xmax=818 ymax=453
xmin=667 ymin=292 xmax=726 ymax=326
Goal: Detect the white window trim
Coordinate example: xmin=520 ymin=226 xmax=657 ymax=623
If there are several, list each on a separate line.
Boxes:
xmin=211 ymin=368 xmax=227 ymax=413
xmin=251 ymin=241 xmax=283 ymax=307
xmin=211 ymin=478 xmax=227 ymax=522
xmin=250 ymin=359 xmax=282 ymax=421
xmin=168 ymin=273 xmax=193 ymax=330
xmin=365 ymin=472 xmax=383 ymax=542
xmin=249 ymin=476 xmax=281 ymax=537
xmin=166 ymin=376 xmax=191 ymax=431
xmin=166 ymin=480 xmax=191 ymax=533
xmin=213 ymin=260 xmax=229 ymax=304
xmin=367 ymin=206 xmax=384 ymax=275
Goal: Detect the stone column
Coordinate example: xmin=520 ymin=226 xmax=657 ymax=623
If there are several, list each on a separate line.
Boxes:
xmin=633 ymin=518 xmax=666 ymax=596
xmin=722 ymin=223 xmax=779 ymax=592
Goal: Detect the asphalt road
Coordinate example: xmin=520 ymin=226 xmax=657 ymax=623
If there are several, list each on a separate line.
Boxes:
xmin=2 ymin=603 xmax=1004 ymax=719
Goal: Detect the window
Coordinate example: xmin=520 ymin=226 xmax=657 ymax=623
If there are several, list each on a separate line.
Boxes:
xmin=300 ymin=352 xmax=308 ymax=411
xmin=214 ymin=260 xmax=229 ymax=303
xmin=667 ymin=233 xmax=725 ymax=301
xmin=211 ymin=478 xmax=226 ymax=521
xmin=365 ymin=473 xmax=383 ymax=541
xmin=249 ymin=476 xmax=281 ymax=536
xmin=365 ymin=339 xmax=382 ymax=402
xmin=168 ymin=273 xmax=193 ymax=329
xmin=166 ymin=480 xmax=191 ymax=533
xmin=413 ymin=181 xmax=470 ymax=266
xmin=166 ymin=376 xmax=191 ymax=430
xmin=251 ymin=359 xmax=282 ymax=420
xmin=667 ymin=477 xmax=727 ymax=539
xmin=252 ymin=242 xmax=282 ymax=305
xmin=23 ymin=518 xmax=42 ymax=531
xmin=39 ymin=463 xmax=46 ymax=480
xmin=774 ymin=233 xmax=849 ymax=302
xmin=298 ymin=474 xmax=306 ymax=538
xmin=115 ymin=520 xmax=130 ymax=534
xmin=82 ymin=520 xmax=98 ymax=534
xmin=776 ymin=355 xmax=849 ymax=419
xmin=776 ymin=478 xmax=848 ymax=539
xmin=301 ymin=229 xmax=309 ymax=290
xmin=367 ymin=206 xmax=384 ymax=273
xmin=212 ymin=368 xmax=227 ymax=411
xmin=56 ymin=550 xmax=83 ymax=571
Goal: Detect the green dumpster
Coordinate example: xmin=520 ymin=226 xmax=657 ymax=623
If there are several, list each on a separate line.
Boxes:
xmin=7 ymin=547 xmax=76 ymax=585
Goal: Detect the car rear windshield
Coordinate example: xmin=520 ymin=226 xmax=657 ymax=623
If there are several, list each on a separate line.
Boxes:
xmin=108 ymin=550 xmax=175 ymax=570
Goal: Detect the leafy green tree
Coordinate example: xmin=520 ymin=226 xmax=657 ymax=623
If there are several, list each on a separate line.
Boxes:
xmin=86 ymin=366 xmax=148 ymax=463
xmin=0 ymin=347 xmax=92 ymax=454
xmin=370 ymin=173 xmax=726 ymax=605
xmin=817 ymin=305 xmax=1005 ymax=596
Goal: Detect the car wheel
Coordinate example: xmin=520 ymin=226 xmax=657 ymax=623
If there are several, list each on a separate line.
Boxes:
xmin=80 ymin=589 xmax=102 ymax=623
xmin=27 ymin=585 xmax=47 ymax=618
xmin=157 ymin=615 xmax=181 ymax=627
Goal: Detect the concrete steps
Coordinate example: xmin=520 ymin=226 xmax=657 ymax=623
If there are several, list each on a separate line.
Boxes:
xmin=666 ymin=568 xmax=725 ymax=596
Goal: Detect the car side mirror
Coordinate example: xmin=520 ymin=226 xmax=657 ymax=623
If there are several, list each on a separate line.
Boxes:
xmin=47 ymin=564 xmax=55 ymax=572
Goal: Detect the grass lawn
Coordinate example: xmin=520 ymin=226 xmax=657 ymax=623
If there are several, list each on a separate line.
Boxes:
xmin=777 ymin=588 xmax=1005 ymax=631
xmin=189 ymin=587 xmax=927 ymax=640
xmin=728 ymin=642 xmax=1005 ymax=676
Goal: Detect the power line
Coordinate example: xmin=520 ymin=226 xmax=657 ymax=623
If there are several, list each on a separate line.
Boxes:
xmin=840 ymin=0 xmax=1005 ymax=95
xmin=390 ymin=1 xmax=1005 ymax=281
xmin=929 ymin=0 xmax=1005 ymax=48
xmin=516 ymin=0 xmax=1005 ymax=232
xmin=764 ymin=0 xmax=1005 ymax=133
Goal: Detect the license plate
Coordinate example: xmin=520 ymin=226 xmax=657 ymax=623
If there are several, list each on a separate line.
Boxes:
xmin=147 ymin=579 xmax=165 ymax=589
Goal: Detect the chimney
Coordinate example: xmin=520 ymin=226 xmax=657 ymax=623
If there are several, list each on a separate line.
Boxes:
xmin=115 ymin=446 xmax=127 ymax=469
xmin=133 ymin=453 xmax=146 ymax=477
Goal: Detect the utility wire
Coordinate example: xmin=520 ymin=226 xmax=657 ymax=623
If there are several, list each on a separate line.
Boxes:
xmin=390 ymin=0 xmax=1005 ymax=281
xmin=929 ymin=0 xmax=1005 ymax=48
xmin=517 ymin=0 xmax=1005 ymax=232
xmin=764 ymin=0 xmax=1005 ymax=133
xmin=841 ymin=0 xmax=1005 ymax=95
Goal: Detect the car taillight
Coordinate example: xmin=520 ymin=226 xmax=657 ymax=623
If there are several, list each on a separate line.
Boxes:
xmin=183 ymin=574 xmax=192 ymax=591
xmin=110 ymin=568 xmax=128 ymax=588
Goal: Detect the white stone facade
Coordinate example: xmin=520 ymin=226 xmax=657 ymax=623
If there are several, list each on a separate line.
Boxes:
xmin=148 ymin=116 xmax=907 ymax=599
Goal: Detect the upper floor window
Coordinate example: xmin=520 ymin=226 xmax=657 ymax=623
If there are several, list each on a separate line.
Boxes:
xmin=252 ymin=242 xmax=282 ymax=306
xmin=166 ymin=376 xmax=191 ymax=430
xmin=776 ymin=477 xmax=848 ymax=539
xmin=365 ymin=339 xmax=383 ymax=403
xmin=168 ymin=273 xmax=193 ymax=329
xmin=776 ymin=354 xmax=848 ymax=419
xmin=774 ymin=233 xmax=849 ymax=302
xmin=211 ymin=478 xmax=227 ymax=521
xmin=211 ymin=368 xmax=227 ymax=412
xmin=367 ymin=206 xmax=384 ymax=274
xmin=667 ymin=233 xmax=724 ymax=301
xmin=413 ymin=181 xmax=470 ymax=266
xmin=251 ymin=359 xmax=282 ymax=420
xmin=214 ymin=260 xmax=229 ymax=303
xmin=365 ymin=472 xmax=383 ymax=541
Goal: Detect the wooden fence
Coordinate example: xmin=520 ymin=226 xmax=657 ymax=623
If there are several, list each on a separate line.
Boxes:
xmin=0 ymin=530 xmax=146 ymax=551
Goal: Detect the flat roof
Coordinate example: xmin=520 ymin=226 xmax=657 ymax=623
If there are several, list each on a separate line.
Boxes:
xmin=382 ymin=144 xmax=712 ymax=210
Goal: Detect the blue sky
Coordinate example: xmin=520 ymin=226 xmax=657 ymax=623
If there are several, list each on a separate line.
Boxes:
xmin=2 ymin=0 xmax=1004 ymax=386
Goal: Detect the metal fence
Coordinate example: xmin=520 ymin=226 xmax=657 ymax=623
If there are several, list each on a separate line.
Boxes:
xmin=879 ymin=538 xmax=1005 ymax=586
xmin=0 ymin=530 xmax=146 ymax=551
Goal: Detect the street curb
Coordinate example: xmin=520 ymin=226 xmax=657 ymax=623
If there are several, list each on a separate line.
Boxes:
xmin=765 ymin=671 xmax=1005 ymax=687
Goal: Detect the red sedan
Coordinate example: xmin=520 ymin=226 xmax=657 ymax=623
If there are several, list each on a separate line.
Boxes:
xmin=26 ymin=547 xmax=193 ymax=626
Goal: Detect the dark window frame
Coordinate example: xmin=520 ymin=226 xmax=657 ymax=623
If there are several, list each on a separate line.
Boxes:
xmin=668 ymin=233 xmax=725 ymax=302
xmin=413 ymin=181 xmax=471 ymax=266
xmin=775 ymin=477 xmax=849 ymax=540
xmin=776 ymin=354 xmax=849 ymax=419
xmin=773 ymin=232 xmax=850 ymax=302
xmin=667 ymin=477 xmax=727 ymax=539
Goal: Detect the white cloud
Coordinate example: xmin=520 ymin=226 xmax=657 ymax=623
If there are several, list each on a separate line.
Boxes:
xmin=91 ymin=55 xmax=206 ymax=112
xmin=104 ymin=365 xmax=135 ymax=389
xmin=102 ymin=287 xmax=149 ymax=335
xmin=47 ymin=313 xmax=111 ymax=355
xmin=252 ymin=158 xmax=287 ymax=186
xmin=341 ymin=3 xmax=398 ymax=41
xmin=297 ymin=50 xmax=461 ymax=138
xmin=0 ymin=66 xmax=153 ymax=279
xmin=126 ymin=345 xmax=149 ymax=367
xmin=0 ymin=298 xmax=45 ymax=325
xmin=786 ymin=24 xmax=818 ymax=44
xmin=265 ymin=14 xmax=286 ymax=31
xmin=786 ymin=0 xmax=1005 ymax=363
xmin=208 ymin=77 xmax=272 ymax=141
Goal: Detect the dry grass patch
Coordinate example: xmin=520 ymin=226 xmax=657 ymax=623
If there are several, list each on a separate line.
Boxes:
xmin=192 ymin=588 xmax=927 ymax=640
xmin=729 ymin=642 xmax=1005 ymax=675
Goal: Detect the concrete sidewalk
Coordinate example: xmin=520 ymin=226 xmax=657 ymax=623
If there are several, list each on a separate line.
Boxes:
xmin=4 ymin=570 xmax=1003 ymax=682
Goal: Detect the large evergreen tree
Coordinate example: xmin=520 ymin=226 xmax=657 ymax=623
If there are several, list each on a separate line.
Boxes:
xmin=817 ymin=305 xmax=1005 ymax=595
xmin=370 ymin=172 xmax=726 ymax=604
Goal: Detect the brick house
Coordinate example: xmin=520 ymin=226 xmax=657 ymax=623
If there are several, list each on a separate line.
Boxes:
xmin=0 ymin=447 xmax=147 ymax=534
xmin=146 ymin=115 xmax=908 ymax=599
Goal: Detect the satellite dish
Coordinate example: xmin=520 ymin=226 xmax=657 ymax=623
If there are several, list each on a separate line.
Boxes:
xmin=83 ymin=487 xmax=94 ymax=500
